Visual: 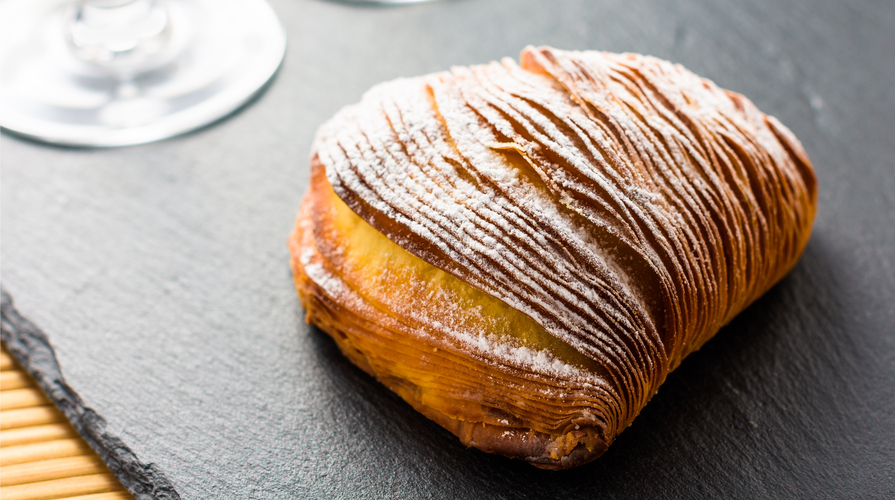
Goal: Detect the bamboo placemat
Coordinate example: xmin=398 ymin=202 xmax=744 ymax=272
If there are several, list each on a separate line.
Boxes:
xmin=0 ymin=345 xmax=132 ymax=500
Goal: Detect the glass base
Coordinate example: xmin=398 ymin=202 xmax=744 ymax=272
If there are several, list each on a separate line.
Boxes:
xmin=0 ymin=0 xmax=286 ymax=147
xmin=335 ymin=1 xmax=443 ymax=3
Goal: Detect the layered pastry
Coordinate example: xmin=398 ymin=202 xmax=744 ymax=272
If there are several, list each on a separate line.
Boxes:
xmin=289 ymin=47 xmax=817 ymax=469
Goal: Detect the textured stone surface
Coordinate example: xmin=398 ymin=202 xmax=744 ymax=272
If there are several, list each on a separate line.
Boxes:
xmin=1 ymin=0 xmax=893 ymax=498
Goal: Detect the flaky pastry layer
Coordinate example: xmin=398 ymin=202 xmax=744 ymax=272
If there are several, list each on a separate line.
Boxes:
xmin=290 ymin=47 xmax=817 ymax=469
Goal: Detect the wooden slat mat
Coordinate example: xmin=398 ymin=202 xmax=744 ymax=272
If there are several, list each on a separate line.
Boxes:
xmin=0 ymin=346 xmax=132 ymax=500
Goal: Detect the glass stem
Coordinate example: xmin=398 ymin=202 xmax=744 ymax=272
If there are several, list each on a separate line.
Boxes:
xmin=67 ymin=0 xmax=172 ymax=76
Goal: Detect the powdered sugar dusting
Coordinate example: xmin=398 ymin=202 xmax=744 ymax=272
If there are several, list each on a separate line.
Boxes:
xmin=305 ymin=47 xmax=817 ymax=442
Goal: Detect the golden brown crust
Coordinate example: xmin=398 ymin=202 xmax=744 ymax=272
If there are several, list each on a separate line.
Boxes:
xmin=291 ymin=165 xmax=611 ymax=468
xmin=290 ymin=47 xmax=817 ymax=469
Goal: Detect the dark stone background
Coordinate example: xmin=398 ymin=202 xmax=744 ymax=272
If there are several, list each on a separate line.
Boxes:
xmin=2 ymin=0 xmax=893 ymax=498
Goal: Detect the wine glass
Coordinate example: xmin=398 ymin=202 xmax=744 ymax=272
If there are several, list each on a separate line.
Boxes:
xmin=0 ymin=0 xmax=286 ymax=147
xmin=335 ymin=1 xmax=443 ymax=3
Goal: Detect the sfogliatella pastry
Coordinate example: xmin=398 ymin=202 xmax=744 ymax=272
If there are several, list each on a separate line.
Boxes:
xmin=289 ymin=47 xmax=817 ymax=469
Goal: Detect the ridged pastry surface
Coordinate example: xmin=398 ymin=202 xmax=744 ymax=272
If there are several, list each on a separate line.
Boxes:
xmin=291 ymin=47 xmax=817 ymax=469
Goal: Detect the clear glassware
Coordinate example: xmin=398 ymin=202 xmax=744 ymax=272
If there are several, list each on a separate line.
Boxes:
xmin=0 ymin=0 xmax=286 ymax=147
xmin=337 ymin=1 xmax=442 ymax=3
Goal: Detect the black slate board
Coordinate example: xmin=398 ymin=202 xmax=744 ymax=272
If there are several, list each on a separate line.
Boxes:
xmin=2 ymin=0 xmax=894 ymax=498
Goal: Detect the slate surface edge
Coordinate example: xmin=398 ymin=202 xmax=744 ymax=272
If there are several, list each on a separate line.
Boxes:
xmin=0 ymin=287 xmax=182 ymax=500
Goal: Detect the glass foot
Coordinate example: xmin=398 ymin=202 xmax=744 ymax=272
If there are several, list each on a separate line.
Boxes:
xmin=0 ymin=0 xmax=286 ymax=147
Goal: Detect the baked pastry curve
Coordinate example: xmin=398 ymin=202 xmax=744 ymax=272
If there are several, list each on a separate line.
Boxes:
xmin=290 ymin=47 xmax=817 ymax=469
